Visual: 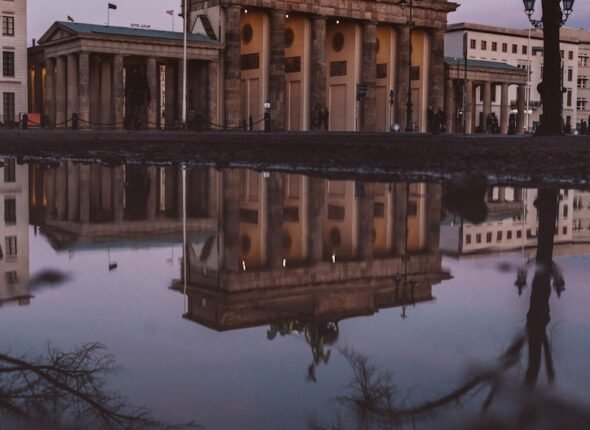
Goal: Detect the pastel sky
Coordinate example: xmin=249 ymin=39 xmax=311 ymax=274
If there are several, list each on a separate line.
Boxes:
xmin=27 ymin=0 xmax=590 ymax=42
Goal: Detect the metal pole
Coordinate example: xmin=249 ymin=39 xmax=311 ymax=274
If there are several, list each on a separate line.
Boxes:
xmin=405 ymin=1 xmax=413 ymax=132
xmin=526 ymin=24 xmax=532 ymax=133
xmin=463 ymin=31 xmax=467 ymax=135
xmin=182 ymin=164 xmax=188 ymax=313
xmin=182 ymin=0 xmax=188 ymax=128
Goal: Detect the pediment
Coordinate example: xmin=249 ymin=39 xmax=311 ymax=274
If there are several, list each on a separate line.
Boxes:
xmin=38 ymin=23 xmax=77 ymax=45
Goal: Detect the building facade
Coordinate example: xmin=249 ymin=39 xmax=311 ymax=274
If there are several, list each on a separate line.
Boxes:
xmin=445 ymin=23 xmax=586 ymax=133
xmin=189 ymin=0 xmax=458 ymax=132
xmin=0 ymin=0 xmax=27 ymax=125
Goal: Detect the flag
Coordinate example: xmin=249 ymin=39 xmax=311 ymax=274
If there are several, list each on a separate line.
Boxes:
xmin=108 ymin=3 xmax=117 ymax=10
xmin=67 ymin=15 xmax=75 ymax=22
xmin=166 ymin=10 xmax=174 ymax=16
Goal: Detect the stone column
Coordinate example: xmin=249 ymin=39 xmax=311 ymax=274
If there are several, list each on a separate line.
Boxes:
xmin=78 ymin=52 xmax=90 ymax=128
xmin=482 ymin=81 xmax=492 ymax=130
xmin=465 ymin=80 xmax=473 ymax=134
xmin=67 ymin=161 xmax=79 ymax=221
xmin=45 ymin=57 xmax=56 ymax=126
xmin=517 ymin=84 xmax=526 ymax=134
xmin=429 ymin=30 xmax=445 ymax=112
xmin=79 ymin=165 xmax=90 ymax=223
xmin=222 ymin=170 xmax=241 ymax=272
xmin=269 ymin=11 xmax=286 ymax=131
xmin=164 ymin=63 xmax=175 ymax=127
xmin=147 ymin=57 xmax=158 ymax=129
xmin=310 ymin=15 xmax=327 ymax=130
xmin=445 ymin=79 xmax=455 ymax=133
xmin=500 ymin=83 xmax=509 ymax=134
xmin=224 ymin=5 xmax=242 ymax=128
xmin=357 ymin=183 xmax=375 ymax=261
xmin=55 ymin=56 xmax=67 ymax=127
xmin=100 ymin=59 xmax=112 ymax=128
xmin=396 ymin=26 xmax=411 ymax=131
xmin=308 ymin=177 xmax=325 ymax=263
xmin=66 ymin=54 xmax=79 ymax=124
xmin=208 ymin=61 xmax=219 ymax=129
xmin=393 ymin=183 xmax=408 ymax=255
xmin=113 ymin=55 xmax=125 ymax=129
xmin=360 ymin=21 xmax=377 ymax=132
xmin=266 ymin=173 xmax=284 ymax=269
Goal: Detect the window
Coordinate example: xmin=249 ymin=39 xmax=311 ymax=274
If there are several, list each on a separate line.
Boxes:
xmin=578 ymin=76 xmax=588 ymax=89
xmin=491 ymin=42 xmax=497 ymax=52
xmin=470 ymin=39 xmax=476 ymax=49
xmin=1 ymin=16 xmax=14 ymax=36
xmin=466 ymin=234 xmax=471 ymax=245
xmin=5 ymin=271 xmax=18 ymax=284
xmin=516 ymin=230 xmax=522 ymax=239
xmin=4 ymin=197 xmax=16 ymax=224
xmin=561 ymin=50 xmax=564 ymax=59
xmin=577 ymin=98 xmax=587 ymax=111
xmin=496 ymin=231 xmax=503 ymax=242
xmin=512 ymin=44 xmax=518 ymax=54
xmin=522 ymin=45 xmax=528 ymax=55
xmin=476 ymin=233 xmax=482 ymax=244
xmin=567 ymin=89 xmax=572 ymax=107
xmin=2 ymin=51 xmax=15 ymax=77
xmin=486 ymin=232 xmax=492 ymax=243
xmin=3 ymin=158 xmax=16 ymax=182
xmin=569 ymin=51 xmax=574 ymax=60
xmin=568 ymin=67 xmax=573 ymax=82
xmin=563 ymin=226 xmax=568 ymax=235
xmin=3 ymin=92 xmax=15 ymax=123
xmin=579 ymin=55 xmax=589 ymax=67
xmin=481 ymin=40 xmax=487 ymax=50
xmin=507 ymin=230 xmax=513 ymax=239
xmin=502 ymin=43 xmax=508 ymax=53
xmin=5 ymin=236 xmax=17 ymax=257
xmin=563 ymin=204 xmax=569 ymax=218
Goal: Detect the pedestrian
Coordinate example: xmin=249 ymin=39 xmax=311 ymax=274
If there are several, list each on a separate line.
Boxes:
xmin=427 ymin=106 xmax=434 ymax=133
xmin=437 ymin=108 xmax=446 ymax=133
xmin=564 ymin=118 xmax=572 ymax=134
xmin=322 ymin=106 xmax=329 ymax=130
xmin=582 ymin=119 xmax=587 ymax=135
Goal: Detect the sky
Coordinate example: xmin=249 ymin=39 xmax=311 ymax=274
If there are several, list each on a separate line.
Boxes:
xmin=27 ymin=0 xmax=590 ymax=43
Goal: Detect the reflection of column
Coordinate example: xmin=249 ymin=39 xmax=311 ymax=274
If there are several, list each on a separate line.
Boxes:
xmin=267 ymin=173 xmax=284 ymax=269
xmin=429 ymin=30 xmax=445 ymax=113
xmin=358 ymin=183 xmax=375 ymax=260
xmin=101 ymin=167 xmax=112 ymax=214
xmin=425 ymin=183 xmax=442 ymax=252
xmin=360 ymin=22 xmax=377 ymax=132
xmin=393 ymin=183 xmax=408 ymax=255
xmin=396 ymin=26 xmax=410 ymax=131
xmin=45 ymin=57 xmax=55 ymax=125
xmin=310 ymin=15 xmax=327 ymax=130
xmin=66 ymin=54 xmax=79 ymax=123
xmin=147 ymin=57 xmax=158 ymax=129
xmin=55 ymin=164 xmax=67 ymax=221
xmin=224 ymin=5 xmax=242 ymax=128
xmin=113 ymin=55 xmax=125 ymax=129
xmin=308 ymin=177 xmax=325 ymax=262
xmin=146 ymin=166 xmax=157 ymax=220
xmin=482 ymin=81 xmax=491 ymax=130
xmin=79 ymin=165 xmax=90 ymax=223
xmin=78 ymin=52 xmax=90 ymax=128
xmin=269 ymin=11 xmax=286 ymax=130
xmin=465 ymin=80 xmax=473 ymax=134
xmin=208 ymin=61 xmax=219 ymax=129
xmin=55 ymin=56 xmax=67 ymax=127
xmin=100 ymin=59 xmax=112 ymax=128
xmin=445 ymin=79 xmax=455 ymax=133
xmin=517 ymin=84 xmax=526 ymax=134
xmin=222 ymin=170 xmax=241 ymax=272
xmin=112 ymin=166 xmax=124 ymax=222
xmin=46 ymin=168 xmax=56 ymax=219
xmin=500 ymin=83 xmax=509 ymax=134
xmin=67 ymin=161 xmax=80 ymax=221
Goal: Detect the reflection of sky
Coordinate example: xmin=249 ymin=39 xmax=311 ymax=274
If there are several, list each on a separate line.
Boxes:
xmin=1 ymin=229 xmax=589 ymax=429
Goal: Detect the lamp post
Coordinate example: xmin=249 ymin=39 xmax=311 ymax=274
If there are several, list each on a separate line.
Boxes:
xmin=400 ymin=0 xmax=415 ymax=132
xmin=522 ymin=0 xmax=575 ymax=136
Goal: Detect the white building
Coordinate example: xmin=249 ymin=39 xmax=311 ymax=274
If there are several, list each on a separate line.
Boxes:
xmin=0 ymin=0 xmax=27 ymax=125
xmin=0 ymin=159 xmax=30 ymax=307
xmin=446 ymin=23 xmax=582 ymax=132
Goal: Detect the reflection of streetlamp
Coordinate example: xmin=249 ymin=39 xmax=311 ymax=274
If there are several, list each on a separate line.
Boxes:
xmin=264 ymin=100 xmax=271 ymax=132
xmin=400 ymin=0 xmax=416 ymax=132
xmin=389 ymin=89 xmax=395 ymax=130
xmin=522 ymin=0 xmax=575 ymax=135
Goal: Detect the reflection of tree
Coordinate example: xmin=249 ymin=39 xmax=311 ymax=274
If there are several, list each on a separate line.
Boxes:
xmin=0 ymin=343 xmax=198 ymax=429
xmin=313 ymin=188 xmax=589 ymax=429
xmin=267 ymin=321 xmax=339 ymax=383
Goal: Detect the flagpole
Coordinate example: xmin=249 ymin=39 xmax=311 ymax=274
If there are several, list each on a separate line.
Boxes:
xmin=107 ymin=3 xmax=110 ymax=26
xmin=182 ymin=0 xmax=187 ymax=128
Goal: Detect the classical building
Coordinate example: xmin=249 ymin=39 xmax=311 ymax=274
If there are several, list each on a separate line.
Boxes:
xmin=445 ymin=23 xmax=587 ymax=133
xmin=28 ymin=22 xmax=221 ymax=129
xmin=189 ymin=0 xmax=458 ymax=131
xmin=1 ymin=0 xmax=27 ymax=125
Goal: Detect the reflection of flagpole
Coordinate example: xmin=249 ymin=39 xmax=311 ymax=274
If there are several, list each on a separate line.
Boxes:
xmin=182 ymin=165 xmax=187 ymax=314
xmin=182 ymin=0 xmax=188 ymax=127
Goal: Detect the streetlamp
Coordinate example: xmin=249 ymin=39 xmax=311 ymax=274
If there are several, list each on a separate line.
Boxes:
xmin=522 ymin=0 xmax=575 ymax=136
xmin=400 ymin=0 xmax=415 ymax=132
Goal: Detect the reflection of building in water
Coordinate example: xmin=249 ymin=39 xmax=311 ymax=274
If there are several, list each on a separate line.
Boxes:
xmin=0 ymin=159 xmax=30 ymax=307
xmin=178 ymin=172 xmax=448 ymax=331
xmin=441 ymin=187 xmax=574 ymax=256
xmin=29 ymin=163 xmax=216 ymax=251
